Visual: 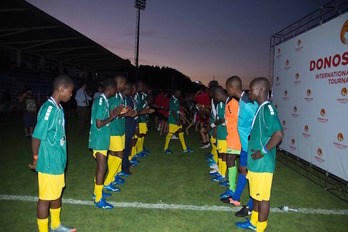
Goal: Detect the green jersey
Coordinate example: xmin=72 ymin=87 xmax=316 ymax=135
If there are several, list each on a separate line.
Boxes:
xmin=216 ymin=101 xmax=227 ymax=140
xmin=168 ymin=95 xmax=180 ymax=125
xmin=247 ymin=102 xmax=282 ymax=173
xmin=33 ymin=98 xmax=67 ymax=175
xmin=109 ymin=93 xmax=125 ymax=136
xmin=135 ymin=92 xmax=147 ymax=123
xmin=89 ymin=94 xmax=111 ymax=150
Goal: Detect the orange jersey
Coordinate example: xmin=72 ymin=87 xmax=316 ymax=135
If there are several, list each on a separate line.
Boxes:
xmin=225 ymin=97 xmax=241 ymax=151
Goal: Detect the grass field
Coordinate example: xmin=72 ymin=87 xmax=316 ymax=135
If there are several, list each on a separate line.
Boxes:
xmin=0 ymin=117 xmax=348 ymax=231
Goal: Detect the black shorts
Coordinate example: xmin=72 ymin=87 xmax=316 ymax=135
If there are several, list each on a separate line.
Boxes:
xmin=23 ymin=114 xmax=37 ymax=128
xmin=158 ymin=113 xmax=168 ymax=122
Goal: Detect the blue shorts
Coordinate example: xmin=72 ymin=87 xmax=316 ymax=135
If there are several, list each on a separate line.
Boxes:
xmin=240 ymin=150 xmax=247 ymax=167
xmin=23 ymin=114 xmax=37 ymax=128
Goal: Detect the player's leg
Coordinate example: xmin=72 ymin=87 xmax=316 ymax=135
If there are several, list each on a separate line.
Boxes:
xmin=37 ymin=199 xmax=50 ymax=232
xmin=49 ymin=197 xmax=76 ymax=231
xmin=178 ymin=127 xmax=192 ymax=153
xmin=94 ymin=151 xmax=113 ymax=209
xmin=164 ymin=123 xmax=174 ymax=154
xmin=220 ymin=153 xmax=237 ymax=199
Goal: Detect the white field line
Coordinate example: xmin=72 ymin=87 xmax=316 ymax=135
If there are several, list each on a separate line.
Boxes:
xmin=1 ymin=194 xmax=347 ymax=215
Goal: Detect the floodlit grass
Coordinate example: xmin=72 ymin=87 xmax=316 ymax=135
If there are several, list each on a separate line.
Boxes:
xmin=0 ymin=117 xmax=347 ymax=231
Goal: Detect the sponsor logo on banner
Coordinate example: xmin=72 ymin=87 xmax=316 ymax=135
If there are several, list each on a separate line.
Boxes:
xmin=275 ymin=76 xmax=280 ymax=86
xmin=295 ymin=39 xmax=303 ymax=51
xmin=284 ymin=59 xmax=291 ymax=70
xmin=293 ymin=73 xmax=301 ymax=85
xmin=283 ymin=90 xmax=289 ymax=101
xmin=290 ymin=138 xmax=297 ymax=150
xmin=302 ymin=125 xmax=311 ymax=138
xmin=317 ymin=108 xmax=328 ymax=123
xmin=275 ymin=104 xmax=279 ymax=113
xmin=276 ymin=48 xmax=282 ymax=58
xmin=291 ymin=106 xmax=299 ymax=118
xmin=314 ymin=148 xmax=325 ymax=163
xmin=334 ymin=133 xmax=347 ymax=149
xmin=340 ymin=20 xmax=348 ymax=45
xmin=304 ymin=89 xmax=314 ymax=102
xmin=282 ymin=120 xmax=287 ymax=131
xmin=337 ymin=87 xmax=348 ymax=104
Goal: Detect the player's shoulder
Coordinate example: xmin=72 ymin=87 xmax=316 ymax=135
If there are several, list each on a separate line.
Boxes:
xmin=263 ymin=102 xmax=276 ymax=116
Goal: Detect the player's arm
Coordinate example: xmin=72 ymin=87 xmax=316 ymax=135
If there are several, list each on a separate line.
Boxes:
xmin=96 ymin=105 xmax=125 ymax=129
xmin=251 ymin=130 xmax=283 ymax=160
xmin=29 ymin=137 xmax=41 ymax=170
xmin=172 ymin=110 xmax=181 ymax=126
xmin=214 ymin=118 xmax=225 ymax=126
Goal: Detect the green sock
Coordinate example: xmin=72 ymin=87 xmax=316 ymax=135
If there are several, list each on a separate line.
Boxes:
xmin=228 ymin=166 xmax=237 ymax=192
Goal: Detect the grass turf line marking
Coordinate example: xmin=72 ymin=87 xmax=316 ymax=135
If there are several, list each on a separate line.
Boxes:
xmin=1 ymin=194 xmax=348 ymax=215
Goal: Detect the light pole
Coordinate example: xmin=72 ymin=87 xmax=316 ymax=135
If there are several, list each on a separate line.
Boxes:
xmin=134 ymin=0 xmax=146 ymax=81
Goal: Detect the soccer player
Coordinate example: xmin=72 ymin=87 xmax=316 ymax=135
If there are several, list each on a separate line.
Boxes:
xmin=104 ymin=74 xmax=130 ymax=186
xmin=210 ymin=86 xmax=228 ymax=183
xmin=219 ymin=77 xmax=241 ymax=199
xmin=225 ymin=76 xmax=257 ymax=216
xmin=29 ymin=75 xmax=76 ymax=232
xmin=134 ymin=80 xmax=148 ymax=157
xmin=236 ymin=77 xmax=283 ymax=232
xmin=89 ymin=78 xmax=127 ymax=209
xmin=163 ymin=88 xmax=193 ymax=154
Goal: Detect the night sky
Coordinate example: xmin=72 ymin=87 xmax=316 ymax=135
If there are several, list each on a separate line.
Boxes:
xmin=27 ymin=0 xmax=328 ymax=88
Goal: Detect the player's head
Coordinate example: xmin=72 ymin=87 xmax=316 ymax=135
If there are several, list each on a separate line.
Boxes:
xmin=226 ymin=76 xmax=242 ymax=97
xmin=131 ymin=83 xmax=137 ymax=96
xmin=103 ymin=78 xmax=117 ymax=98
xmin=79 ymin=81 xmax=87 ymax=89
xmin=53 ymin=75 xmax=74 ymax=102
xmin=123 ymin=82 xmax=133 ymax=97
xmin=136 ymin=80 xmax=146 ymax=92
xmin=212 ymin=85 xmax=227 ymax=103
xmin=97 ymin=83 xmax=103 ymax=92
xmin=114 ymin=74 xmax=127 ymax=92
xmin=249 ymin=77 xmax=270 ymax=102
xmin=173 ymin=88 xmax=182 ymax=99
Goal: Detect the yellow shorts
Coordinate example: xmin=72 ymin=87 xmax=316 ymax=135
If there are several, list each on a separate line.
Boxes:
xmin=247 ymin=171 xmax=273 ymax=201
xmin=38 ymin=172 xmax=65 ymax=201
xmin=210 ymin=136 xmax=216 ymax=146
xmin=168 ymin=123 xmax=182 ymax=134
xmin=139 ymin=122 xmax=148 ymax=134
xmin=217 ymin=139 xmax=227 ymax=153
xmin=109 ymin=135 xmax=125 ymax=152
xmin=93 ymin=150 xmax=108 ymax=158
xmin=227 ymin=148 xmax=240 ymax=155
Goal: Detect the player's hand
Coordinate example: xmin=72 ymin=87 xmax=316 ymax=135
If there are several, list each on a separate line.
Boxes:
xmin=128 ymin=109 xmax=137 ymax=117
xmin=213 ymin=128 xmax=217 ymax=138
xmin=146 ymin=108 xmax=155 ymax=114
xmin=120 ymin=106 xmax=131 ymax=115
xmin=113 ymin=105 xmax=124 ymax=116
xmin=251 ymin=149 xmax=264 ymax=160
xmin=28 ymin=159 xmax=37 ymax=172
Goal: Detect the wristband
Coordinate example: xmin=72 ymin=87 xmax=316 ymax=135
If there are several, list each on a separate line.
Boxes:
xmin=33 ymin=155 xmax=38 ymax=160
xmin=112 ymin=114 xmax=116 ymax=118
xmin=210 ymin=123 xmax=216 ymax=128
xmin=261 ymin=146 xmax=269 ymax=155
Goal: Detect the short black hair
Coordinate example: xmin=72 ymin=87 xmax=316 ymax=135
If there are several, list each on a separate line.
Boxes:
xmin=226 ymin=76 xmax=242 ymax=88
xmin=103 ymin=78 xmax=117 ymax=90
xmin=53 ymin=75 xmax=74 ymax=90
xmin=208 ymin=80 xmax=218 ymax=88
xmin=251 ymin=77 xmax=270 ymax=92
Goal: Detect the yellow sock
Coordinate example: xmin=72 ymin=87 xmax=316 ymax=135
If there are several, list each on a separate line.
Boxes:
xmin=178 ymin=132 xmax=187 ymax=150
xmin=50 ymin=208 xmax=61 ymax=230
xmin=218 ymin=158 xmax=222 ymax=174
xmin=257 ymin=220 xmax=267 ymax=232
xmin=164 ymin=133 xmax=172 ymax=150
xmin=250 ymin=210 xmax=258 ymax=227
xmin=136 ymin=137 xmax=143 ymax=153
xmin=221 ymin=160 xmax=227 ymax=178
xmin=94 ymin=184 xmax=103 ymax=202
xmin=104 ymin=156 xmax=117 ymax=186
xmin=211 ymin=137 xmax=218 ymax=163
xmin=115 ymin=157 xmax=122 ymax=175
xmin=37 ymin=218 xmax=49 ymax=232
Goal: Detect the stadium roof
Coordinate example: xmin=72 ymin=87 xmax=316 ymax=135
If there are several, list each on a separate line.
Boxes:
xmin=0 ymin=0 xmax=134 ymax=71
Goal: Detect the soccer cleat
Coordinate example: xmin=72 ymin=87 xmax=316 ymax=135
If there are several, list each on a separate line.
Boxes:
xmin=211 ymin=175 xmax=224 ymax=182
xmin=206 ymin=157 xmax=214 ymax=162
xmin=164 ymin=149 xmax=173 ymax=154
xmin=50 ymin=224 xmax=76 ymax=232
xmin=104 ymin=184 xmax=121 ymax=192
xmin=209 ymin=164 xmax=218 ymax=170
xmin=92 ymin=191 xmax=112 ymax=199
xmin=205 ymin=152 xmax=213 ymax=157
xmin=208 ymin=160 xmax=217 ymax=167
xmin=171 ymin=135 xmax=179 ymax=140
xmin=183 ymin=148 xmax=193 ymax=153
xmin=220 ymin=189 xmax=234 ymax=199
xmin=235 ymin=205 xmax=253 ymax=217
xmin=143 ymin=148 xmax=150 ymax=154
xmin=112 ymin=175 xmax=125 ymax=185
xmin=206 ymin=155 xmax=213 ymax=160
xmin=235 ymin=218 xmax=256 ymax=231
xmin=200 ymin=143 xmax=210 ymax=149
xmin=228 ymin=197 xmax=241 ymax=206
xmin=94 ymin=198 xmax=114 ymax=210
xmin=118 ymin=171 xmax=130 ymax=177
xmin=219 ymin=180 xmax=229 ymax=187
xmin=209 ymin=171 xmax=219 ymax=176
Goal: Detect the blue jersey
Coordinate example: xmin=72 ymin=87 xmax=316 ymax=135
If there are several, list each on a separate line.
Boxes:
xmin=237 ymin=92 xmax=258 ymax=151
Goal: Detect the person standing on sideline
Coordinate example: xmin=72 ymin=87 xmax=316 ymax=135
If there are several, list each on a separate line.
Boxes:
xmin=75 ymin=82 xmax=91 ymax=135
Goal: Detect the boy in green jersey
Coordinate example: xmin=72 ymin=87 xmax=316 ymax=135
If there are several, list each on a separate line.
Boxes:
xmin=29 ymin=75 xmax=76 ymax=232
xmin=236 ymin=77 xmax=283 ymax=232
xmin=89 ymin=78 xmax=127 ymax=209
